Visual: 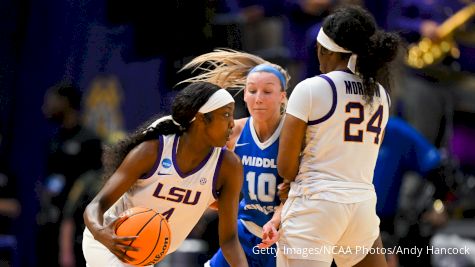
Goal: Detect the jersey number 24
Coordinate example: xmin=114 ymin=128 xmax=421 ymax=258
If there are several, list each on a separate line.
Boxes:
xmin=344 ymin=102 xmax=384 ymax=144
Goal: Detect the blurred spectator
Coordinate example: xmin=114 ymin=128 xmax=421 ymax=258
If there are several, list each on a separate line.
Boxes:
xmin=389 ymin=0 xmax=475 ymax=148
xmin=37 ymin=82 xmax=102 ymax=267
xmin=58 ymin=169 xmax=103 ymax=267
xmin=283 ymin=0 xmax=332 ymax=83
xmin=237 ymin=0 xmax=286 ymax=56
xmin=450 ymin=111 xmax=475 ymax=176
xmin=374 ymin=116 xmax=442 ymax=234
xmin=283 ymin=0 xmax=366 ymax=82
xmin=0 ymin=133 xmax=20 ymax=267
xmin=210 ymin=0 xmax=286 ymax=61
xmin=0 ymin=164 xmax=20 ymax=234
xmin=374 ymin=116 xmax=451 ymax=266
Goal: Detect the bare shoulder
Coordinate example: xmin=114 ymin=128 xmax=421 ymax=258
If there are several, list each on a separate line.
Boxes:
xmin=122 ymin=139 xmax=161 ymax=173
xmin=221 ymin=149 xmax=241 ymax=169
xmin=216 ymin=149 xmax=243 ymax=191
xmin=226 ymin=117 xmax=248 ymax=150
xmin=234 ymin=117 xmax=248 ymax=131
xmin=131 ymin=139 xmax=160 ymax=158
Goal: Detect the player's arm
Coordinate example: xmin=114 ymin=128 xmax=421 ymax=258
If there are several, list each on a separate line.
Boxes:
xmin=216 ymin=150 xmax=249 ymax=267
xmin=277 ymin=114 xmax=307 ymax=182
xmin=277 ymin=79 xmax=312 ymax=184
xmin=209 ymin=118 xmax=247 ymax=211
xmin=83 ymin=140 xmax=158 ymax=261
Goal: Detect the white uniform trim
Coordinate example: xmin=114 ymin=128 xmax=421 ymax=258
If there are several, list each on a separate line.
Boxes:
xmin=286 ymin=76 xmax=334 ymax=124
xmin=248 ymin=116 xmax=285 ymax=150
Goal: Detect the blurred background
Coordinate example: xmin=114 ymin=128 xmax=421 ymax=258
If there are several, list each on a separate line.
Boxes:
xmin=0 ymin=0 xmax=474 ymax=266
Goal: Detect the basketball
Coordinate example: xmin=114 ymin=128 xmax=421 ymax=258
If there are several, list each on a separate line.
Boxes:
xmin=114 ymin=207 xmax=171 ymax=266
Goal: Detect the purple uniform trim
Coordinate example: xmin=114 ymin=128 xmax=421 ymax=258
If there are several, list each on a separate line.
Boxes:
xmin=339 ymin=69 xmax=353 ymax=74
xmin=172 ymin=135 xmax=213 ymax=178
xmin=308 ymin=74 xmax=338 ymax=125
xmin=212 ymin=147 xmax=226 ymax=200
xmin=140 ymin=135 xmax=164 ymax=179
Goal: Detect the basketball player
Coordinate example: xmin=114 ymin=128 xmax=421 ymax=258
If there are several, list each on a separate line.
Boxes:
xmin=261 ymin=6 xmax=400 ymax=267
xmin=82 ymin=82 xmax=249 ymax=267
xmin=180 ymin=50 xmax=290 ymax=267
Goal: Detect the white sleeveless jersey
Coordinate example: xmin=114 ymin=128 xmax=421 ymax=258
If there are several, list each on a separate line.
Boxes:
xmin=103 ymin=134 xmax=223 ymax=254
xmin=286 ymin=70 xmax=390 ymax=203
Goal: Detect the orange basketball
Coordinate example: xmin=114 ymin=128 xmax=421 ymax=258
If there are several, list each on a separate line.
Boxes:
xmin=114 ymin=207 xmax=171 ymax=266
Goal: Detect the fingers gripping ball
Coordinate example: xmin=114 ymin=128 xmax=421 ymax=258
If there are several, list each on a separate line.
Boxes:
xmin=115 ymin=207 xmax=171 ymax=266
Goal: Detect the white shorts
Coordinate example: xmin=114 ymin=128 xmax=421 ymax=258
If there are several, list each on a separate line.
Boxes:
xmin=82 ymin=227 xmax=153 ymax=267
xmin=277 ymin=195 xmax=380 ymax=266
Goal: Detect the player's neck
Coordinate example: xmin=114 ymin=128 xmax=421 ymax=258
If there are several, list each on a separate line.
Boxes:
xmin=175 ymin=132 xmax=213 ymax=173
xmin=331 ymin=60 xmax=349 ymax=72
xmin=252 ymin=114 xmax=282 ymax=142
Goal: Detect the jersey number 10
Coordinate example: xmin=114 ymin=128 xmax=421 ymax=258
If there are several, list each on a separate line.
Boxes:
xmin=246 ymin=172 xmax=276 ymax=202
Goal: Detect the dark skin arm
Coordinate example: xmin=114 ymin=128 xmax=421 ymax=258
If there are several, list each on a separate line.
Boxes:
xmin=216 ymin=150 xmax=249 ymax=267
xmin=277 ymin=114 xmax=307 ymax=201
xmin=83 ymin=140 xmax=158 ymax=262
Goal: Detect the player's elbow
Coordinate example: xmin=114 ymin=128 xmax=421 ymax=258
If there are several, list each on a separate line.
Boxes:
xmin=277 ymin=159 xmax=298 ymax=181
xmin=277 ymin=151 xmax=299 ymax=181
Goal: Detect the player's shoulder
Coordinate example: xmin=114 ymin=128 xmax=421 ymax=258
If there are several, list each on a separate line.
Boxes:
xmin=116 ymin=139 xmax=160 ymax=175
xmin=216 ymin=149 xmax=243 ymax=190
xmin=130 ymin=139 xmax=160 ymax=159
xmin=220 ymin=149 xmax=241 ymax=169
xmin=232 ymin=117 xmax=248 ymax=139
xmin=296 ymin=75 xmax=328 ymax=87
xmin=226 ymin=117 xmax=249 ymax=150
xmin=296 ymin=74 xmax=337 ymax=89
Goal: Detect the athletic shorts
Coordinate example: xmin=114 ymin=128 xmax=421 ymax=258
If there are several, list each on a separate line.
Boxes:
xmin=277 ymin=195 xmax=380 ymax=266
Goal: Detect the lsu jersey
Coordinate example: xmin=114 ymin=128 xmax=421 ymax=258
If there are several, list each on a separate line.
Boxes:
xmin=103 ymin=134 xmax=223 ymax=254
xmin=286 ymin=70 xmax=390 ymax=203
xmin=235 ymin=117 xmax=283 ymax=233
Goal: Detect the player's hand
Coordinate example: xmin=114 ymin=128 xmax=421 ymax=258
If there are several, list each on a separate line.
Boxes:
xmin=278 ymin=182 xmax=290 ymax=203
xmin=93 ymin=218 xmax=139 ymax=263
xmin=420 ymin=20 xmax=440 ymax=41
xmin=257 ymin=221 xmax=279 ymax=249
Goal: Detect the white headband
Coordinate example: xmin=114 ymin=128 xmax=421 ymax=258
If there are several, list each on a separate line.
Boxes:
xmin=191 ymin=89 xmax=234 ymax=122
xmin=317 ymin=27 xmax=351 ymax=53
xmin=145 ymin=89 xmax=234 ymax=132
xmin=317 ymin=27 xmax=358 ymax=74
xmin=197 ymin=89 xmax=234 ymax=113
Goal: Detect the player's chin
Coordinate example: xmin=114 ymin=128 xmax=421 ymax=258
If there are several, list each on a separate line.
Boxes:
xmin=212 ymin=136 xmax=228 ymax=148
xmin=251 ymin=112 xmax=270 ymax=121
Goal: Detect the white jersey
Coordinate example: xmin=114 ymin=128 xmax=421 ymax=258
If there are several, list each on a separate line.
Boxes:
xmin=103 ymin=134 xmax=223 ymax=254
xmin=286 ymin=70 xmax=390 ymax=203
